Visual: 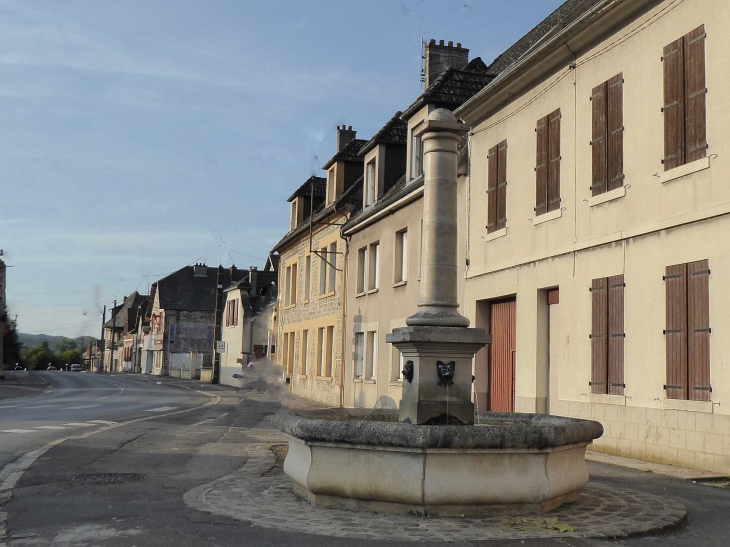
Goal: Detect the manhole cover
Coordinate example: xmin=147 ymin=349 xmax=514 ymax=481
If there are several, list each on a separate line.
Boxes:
xmin=72 ymin=473 xmax=146 ymax=484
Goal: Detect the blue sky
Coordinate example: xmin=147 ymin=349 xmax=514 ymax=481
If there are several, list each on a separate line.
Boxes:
xmin=1 ymin=0 xmax=561 ymax=337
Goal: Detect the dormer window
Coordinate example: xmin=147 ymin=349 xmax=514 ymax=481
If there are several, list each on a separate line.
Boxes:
xmin=411 ymin=130 xmax=423 ymax=179
xmin=290 ymin=200 xmax=297 ymax=231
xmin=327 ymin=169 xmax=336 ymax=204
xmin=365 ymin=160 xmax=376 ymax=206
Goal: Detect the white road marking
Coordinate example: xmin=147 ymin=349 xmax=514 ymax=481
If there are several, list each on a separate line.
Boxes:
xmin=34 ymin=426 xmax=68 ymax=430
xmin=21 ymin=405 xmax=56 ymax=409
xmin=66 ymin=405 xmax=100 ymax=410
xmin=191 ymin=413 xmax=229 ymax=427
xmin=63 ymin=423 xmax=96 ymax=427
xmin=145 ymin=406 xmax=177 ymax=412
xmin=1 ymin=429 xmax=36 ymax=434
xmin=0 ymin=406 xmax=17 ymax=410
xmin=87 ymin=420 xmax=117 ymax=425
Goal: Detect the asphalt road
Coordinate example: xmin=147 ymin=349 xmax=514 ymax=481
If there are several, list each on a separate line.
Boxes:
xmin=1 ymin=373 xmax=730 ymax=546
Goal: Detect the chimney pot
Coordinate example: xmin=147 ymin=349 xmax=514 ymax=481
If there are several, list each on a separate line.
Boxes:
xmin=439 ymin=40 xmax=444 ymax=46
xmin=429 ymin=39 xmax=435 ymax=45
xmin=457 ymin=42 xmax=461 ymax=48
xmin=336 ymin=125 xmax=357 ymax=152
xmin=448 ymin=41 xmax=453 ymax=47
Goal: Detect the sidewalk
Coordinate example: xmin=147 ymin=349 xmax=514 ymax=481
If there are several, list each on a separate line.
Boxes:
xmin=0 ymin=370 xmax=50 ymax=401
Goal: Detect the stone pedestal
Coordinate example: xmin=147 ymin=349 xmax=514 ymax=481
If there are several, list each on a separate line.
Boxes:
xmin=388 ymin=326 xmax=490 ymax=425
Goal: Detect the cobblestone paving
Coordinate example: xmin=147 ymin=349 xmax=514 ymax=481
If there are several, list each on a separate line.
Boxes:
xmin=184 ymin=434 xmax=687 ymax=542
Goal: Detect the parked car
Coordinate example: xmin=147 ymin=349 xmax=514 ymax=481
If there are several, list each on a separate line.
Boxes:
xmin=70 ymin=364 xmax=82 ymax=372
xmin=47 ymin=365 xmax=57 ymax=370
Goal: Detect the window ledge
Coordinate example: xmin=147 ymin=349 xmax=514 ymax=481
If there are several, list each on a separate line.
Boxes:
xmin=315 ymin=375 xmax=333 ymax=381
xmin=390 ymin=380 xmax=404 ymax=387
xmin=589 ymin=393 xmax=626 ymax=405
xmin=484 ymin=227 xmax=507 ymax=243
xmin=533 ymin=208 xmax=562 ymax=225
xmin=589 ymin=186 xmax=626 ymax=207
xmin=407 ymin=173 xmax=425 ymax=186
xmin=354 ymin=377 xmax=363 ymax=383
xmin=355 ymin=291 xmax=366 ymax=298
xmin=392 ymin=280 xmax=407 ymax=288
xmin=366 ymin=288 xmax=379 ymax=295
xmin=658 ymin=157 xmax=710 ymax=184
xmin=298 ymin=374 xmax=307 ymax=379
xmin=318 ymin=291 xmax=335 ymax=300
xmin=284 ymin=304 xmax=296 ymax=310
xmin=363 ymin=378 xmax=376 ymax=384
xmin=303 ymin=299 xmax=309 ymax=305
xmin=663 ymin=398 xmax=713 ymax=413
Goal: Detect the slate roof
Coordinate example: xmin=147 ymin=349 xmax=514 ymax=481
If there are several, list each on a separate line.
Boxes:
xmin=486 ymin=0 xmax=605 ymax=76
xmin=287 ymin=176 xmax=326 ymax=203
xmin=104 ymin=292 xmax=147 ymax=330
xmin=155 ymin=265 xmax=245 ymax=312
xmin=342 ymin=174 xmax=422 ymax=234
xmin=402 ymin=57 xmax=494 ymax=120
xmin=271 ymin=176 xmax=363 ymax=253
xmin=359 ymin=112 xmax=407 ymax=156
xmin=322 ymin=138 xmax=368 ymax=169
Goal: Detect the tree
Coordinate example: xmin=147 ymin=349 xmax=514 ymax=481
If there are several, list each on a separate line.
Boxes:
xmin=58 ymin=339 xmax=78 ymax=353
xmin=25 ymin=346 xmax=52 ymax=370
xmin=60 ymin=349 xmax=82 ymax=366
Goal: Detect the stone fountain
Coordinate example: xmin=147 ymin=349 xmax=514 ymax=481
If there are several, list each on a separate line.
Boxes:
xmin=273 ymin=109 xmax=603 ymax=517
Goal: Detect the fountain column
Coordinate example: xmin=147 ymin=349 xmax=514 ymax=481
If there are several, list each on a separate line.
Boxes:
xmin=387 ymin=109 xmax=490 ymax=425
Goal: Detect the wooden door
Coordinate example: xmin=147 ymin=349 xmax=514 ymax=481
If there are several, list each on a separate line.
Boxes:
xmin=489 ymin=299 xmax=516 ymax=412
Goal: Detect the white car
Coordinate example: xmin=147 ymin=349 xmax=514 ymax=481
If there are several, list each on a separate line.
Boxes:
xmin=70 ymin=364 xmax=82 ymax=372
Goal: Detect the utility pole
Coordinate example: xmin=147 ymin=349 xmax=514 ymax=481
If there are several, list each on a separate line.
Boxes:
xmin=212 ymin=265 xmax=224 ymax=384
xmin=110 ymin=300 xmax=117 ymax=373
xmin=99 ymin=305 xmax=106 ymax=373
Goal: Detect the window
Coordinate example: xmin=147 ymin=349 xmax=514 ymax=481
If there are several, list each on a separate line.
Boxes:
xmin=664 ymin=260 xmax=710 ymax=401
xmin=591 ymin=74 xmax=624 ymax=196
xmin=327 ymin=169 xmax=336 ymax=203
xmin=487 ymin=140 xmax=508 ymax=232
xmin=357 ymin=247 xmax=367 ymax=294
xmin=392 ymin=347 xmax=405 ymax=381
xmin=304 ymin=255 xmax=311 ymax=302
xmin=285 ymin=263 xmax=297 ymax=307
xmin=316 ymin=327 xmax=326 ymax=376
xmin=354 ymin=332 xmax=364 ymax=378
xmin=301 ymin=330 xmax=309 ymax=375
xmin=663 ymin=25 xmax=707 ymax=171
xmin=325 ymin=325 xmax=334 ymax=377
xmin=365 ymin=160 xmax=377 ymax=206
xmin=411 ymin=131 xmax=423 ymax=179
xmin=365 ymin=330 xmax=377 ymax=380
xmin=290 ymin=201 xmax=297 ymax=231
xmin=225 ymin=298 xmax=238 ymax=327
xmin=419 ymin=219 xmax=423 ymax=279
xmin=319 ymin=247 xmax=328 ymax=295
xmin=394 ymin=229 xmax=408 ymax=283
xmin=288 ymin=333 xmax=295 ymax=376
xmin=535 ymin=110 xmax=561 ymax=216
xmin=368 ymin=243 xmax=379 ymax=291
xmin=282 ymin=333 xmax=292 ymax=375
xmin=328 ymin=242 xmax=337 ymax=293
xmin=590 ymin=275 xmax=625 ymax=395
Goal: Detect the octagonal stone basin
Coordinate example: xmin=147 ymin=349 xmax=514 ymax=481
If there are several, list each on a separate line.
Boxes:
xmin=272 ymin=408 xmax=603 ymax=517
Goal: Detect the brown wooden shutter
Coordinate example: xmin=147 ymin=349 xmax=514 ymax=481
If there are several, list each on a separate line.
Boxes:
xmin=684 ymin=25 xmax=707 ymax=164
xmin=225 ymin=302 xmax=229 ymax=327
xmin=234 ymin=299 xmax=239 ymax=326
xmin=535 ymin=116 xmax=548 ymax=216
xmin=607 ymin=274 xmax=625 ymax=395
xmin=547 ymin=109 xmax=561 ymax=212
xmin=487 ymin=144 xmax=498 ymax=233
xmin=665 ymin=264 xmax=688 ymax=400
xmin=607 ymin=74 xmax=625 ymax=191
xmin=496 ymin=140 xmax=508 ymax=231
xmin=687 ymin=259 xmax=711 ymax=401
xmin=591 ymin=82 xmax=608 ymax=196
xmin=591 ymin=277 xmax=608 ymax=394
xmin=663 ymin=37 xmax=685 ymax=171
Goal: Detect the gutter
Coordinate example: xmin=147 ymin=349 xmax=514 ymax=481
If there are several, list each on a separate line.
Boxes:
xmin=342 ymin=183 xmax=424 ymax=237
xmin=456 ymin=0 xmax=636 ymax=124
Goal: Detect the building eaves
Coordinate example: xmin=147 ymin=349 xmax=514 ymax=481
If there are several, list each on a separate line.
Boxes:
xmin=287 ymin=176 xmax=326 ymax=203
xmin=271 ymin=176 xmax=363 ymax=254
xmin=343 ymin=174 xmax=424 ymax=235
xmin=322 ymin=139 xmax=368 ymax=170
xmin=359 ymin=112 xmax=407 ymax=157
xmin=486 ymin=0 xmax=605 ymax=76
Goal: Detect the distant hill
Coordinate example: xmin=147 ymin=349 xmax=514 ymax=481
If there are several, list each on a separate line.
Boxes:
xmin=18 ymin=333 xmax=98 ymax=353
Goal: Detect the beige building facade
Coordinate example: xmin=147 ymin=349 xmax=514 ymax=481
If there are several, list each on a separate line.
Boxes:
xmin=455 ymin=0 xmax=730 ymax=473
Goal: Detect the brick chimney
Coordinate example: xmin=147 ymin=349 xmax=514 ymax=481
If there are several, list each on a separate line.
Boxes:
xmin=424 ymin=40 xmax=469 ymax=88
xmin=336 ymin=125 xmax=356 ymax=151
xmin=193 ymin=262 xmax=208 ymax=277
